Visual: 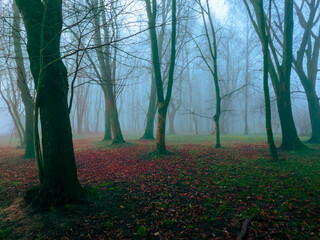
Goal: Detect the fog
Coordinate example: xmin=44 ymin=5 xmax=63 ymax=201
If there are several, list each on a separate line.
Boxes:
xmin=0 ymin=0 xmax=319 ymax=144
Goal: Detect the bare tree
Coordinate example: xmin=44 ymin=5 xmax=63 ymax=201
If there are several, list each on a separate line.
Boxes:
xmin=145 ymin=0 xmax=177 ymax=154
xmin=244 ymin=0 xmax=305 ymax=150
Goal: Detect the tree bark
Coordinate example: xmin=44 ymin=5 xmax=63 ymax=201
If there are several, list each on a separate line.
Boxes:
xmin=16 ymin=0 xmax=82 ymax=205
xmin=145 ymin=0 xmax=177 ymax=154
xmin=245 ymin=0 xmax=305 ymax=150
xmin=292 ymin=1 xmax=320 ymax=143
xmin=103 ymin=92 xmax=112 ymax=140
xmin=141 ymin=74 xmax=157 ymax=139
xmin=258 ymin=0 xmax=278 ymax=161
xmin=156 ymin=103 xmax=167 ymax=154
xmin=92 ymin=0 xmax=124 ymax=144
xmin=12 ymin=2 xmax=35 ymax=158
xmin=277 ymin=0 xmax=304 ymax=150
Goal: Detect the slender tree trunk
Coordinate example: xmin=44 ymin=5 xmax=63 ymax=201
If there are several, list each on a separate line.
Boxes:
xmin=244 ymin=20 xmax=250 ymax=135
xmin=141 ymin=74 xmax=157 ymax=139
xmin=192 ymin=113 xmax=198 ymax=135
xmin=12 ymin=2 xmax=35 ymax=158
xmin=16 ymin=0 xmax=82 ymax=205
xmin=259 ymin=0 xmax=278 ymax=161
xmin=103 ymin=90 xmax=112 ymax=141
xmin=156 ymin=103 xmax=167 ymax=154
xmin=145 ymin=0 xmax=177 ymax=154
xmin=92 ymin=0 xmax=124 ymax=144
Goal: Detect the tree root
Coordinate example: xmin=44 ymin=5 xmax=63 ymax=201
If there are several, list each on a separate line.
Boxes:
xmin=236 ymin=217 xmax=252 ymax=240
xmin=236 ymin=216 xmax=290 ymax=240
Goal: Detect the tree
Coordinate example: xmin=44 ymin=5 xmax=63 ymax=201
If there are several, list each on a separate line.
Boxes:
xmin=256 ymin=0 xmax=278 ymax=160
xmin=16 ymin=0 xmax=82 ymax=205
xmin=244 ymin=0 xmax=305 ymax=150
xmin=84 ymin=0 xmax=124 ymax=143
xmin=145 ymin=0 xmax=177 ymax=154
xmin=194 ymin=0 xmax=221 ymax=148
xmin=75 ymin=78 xmax=90 ymax=134
xmin=142 ymin=0 xmax=172 ymax=140
xmin=292 ymin=0 xmax=320 ymax=143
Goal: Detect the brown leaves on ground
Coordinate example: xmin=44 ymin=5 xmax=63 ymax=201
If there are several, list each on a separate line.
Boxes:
xmin=0 ymin=138 xmax=319 ymax=239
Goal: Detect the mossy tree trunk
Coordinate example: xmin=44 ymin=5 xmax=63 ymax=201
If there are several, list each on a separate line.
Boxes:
xmin=16 ymin=0 xmax=82 ymax=205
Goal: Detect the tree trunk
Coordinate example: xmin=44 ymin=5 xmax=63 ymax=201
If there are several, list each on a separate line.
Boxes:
xmin=141 ymin=74 xmax=157 ymax=139
xmin=244 ymin=19 xmax=250 ymax=135
xmin=110 ymin=103 xmax=124 ymax=144
xmin=277 ymin=0 xmax=304 ymax=150
xmin=214 ymin=113 xmax=221 ymax=148
xmin=12 ymin=1 xmax=35 ymax=158
xmin=24 ymin=104 xmax=34 ymax=157
xmin=192 ymin=113 xmax=199 ymax=135
xmin=258 ymin=0 xmax=278 ymax=161
xmin=16 ymin=0 xmax=82 ymax=205
xmin=305 ymin=88 xmax=320 ymax=143
xmin=277 ymin=99 xmax=305 ymax=150
xmin=156 ymin=103 xmax=167 ymax=154
xmin=103 ymin=91 xmax=112 ymax=141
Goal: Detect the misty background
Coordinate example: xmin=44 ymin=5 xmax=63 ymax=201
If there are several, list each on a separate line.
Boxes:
xmin=0 ymin=0 xmax=317 ymax=140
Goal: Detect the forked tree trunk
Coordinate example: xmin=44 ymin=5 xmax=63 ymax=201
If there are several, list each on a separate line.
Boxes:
xmin=277 ymin=0 xmax=304 ymax=150
xmin=16 ymin=0 xmax=82 ymax=205
xmin=145 ymin=0 xmax=177 ymax=154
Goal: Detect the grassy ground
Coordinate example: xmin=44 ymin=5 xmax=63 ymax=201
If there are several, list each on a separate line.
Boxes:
xmin=0 ymin=134 xmax=319 ymax=239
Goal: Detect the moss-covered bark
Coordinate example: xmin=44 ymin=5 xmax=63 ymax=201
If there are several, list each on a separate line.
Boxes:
xmin=16 ymin=0 xmax=82 ymax=206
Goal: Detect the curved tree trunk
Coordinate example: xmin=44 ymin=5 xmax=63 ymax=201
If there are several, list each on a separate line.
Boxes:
xmin=16 ymin=0 xmax=82 ymax=205
xmin=258 ymin=0 xmax=278 ymax=161
xmin=306 ymin=89 xmax=320 ymax=143
xmin=12 ymin=2 xmax=35 ymax=158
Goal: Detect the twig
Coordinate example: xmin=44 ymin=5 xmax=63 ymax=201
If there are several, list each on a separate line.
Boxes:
xmin=236 ymin=217 xmax=252 ymax=240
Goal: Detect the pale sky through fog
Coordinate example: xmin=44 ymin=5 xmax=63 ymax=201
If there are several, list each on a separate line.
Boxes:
xmin=209 ymin=0 xmax=230 ymax=23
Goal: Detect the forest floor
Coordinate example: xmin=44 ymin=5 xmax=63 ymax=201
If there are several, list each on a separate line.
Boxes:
xmin=0 ymin=135 xmax=319 ymax=240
